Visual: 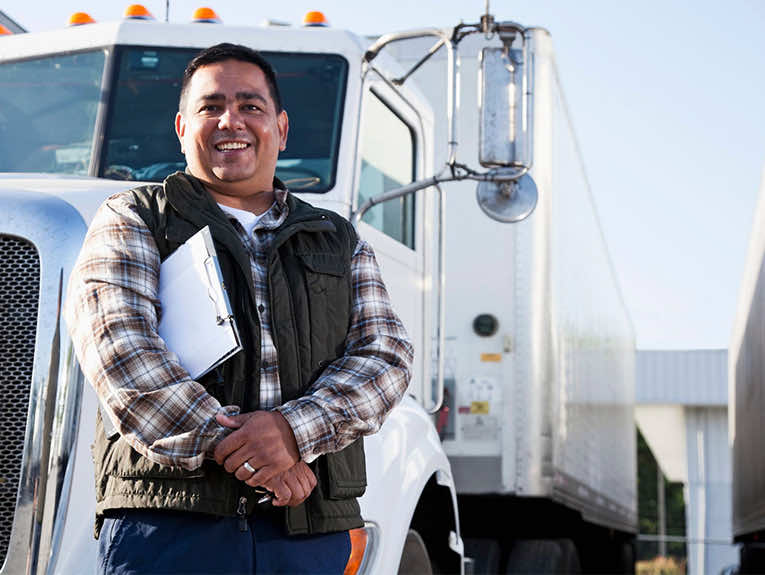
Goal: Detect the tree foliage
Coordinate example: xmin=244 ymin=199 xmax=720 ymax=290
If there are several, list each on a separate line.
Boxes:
xmin=637 ymin=427 xmax=687 ymax=561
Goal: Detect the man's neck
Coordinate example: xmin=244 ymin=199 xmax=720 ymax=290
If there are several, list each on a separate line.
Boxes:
xmin=206 ymin=187 xmax=275 ymax=216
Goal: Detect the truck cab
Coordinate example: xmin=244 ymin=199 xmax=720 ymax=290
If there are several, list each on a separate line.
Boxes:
xmin=0 ymin=14 xmax=460 ymax=575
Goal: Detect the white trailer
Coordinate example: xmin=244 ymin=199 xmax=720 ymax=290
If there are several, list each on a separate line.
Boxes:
xmin=0 ymin=6 xmax=636 ymax=574
xmin=384 ymin=25 xmax=637 ymax=574
xmin=729 ymin=167 xmax=765 ymax=573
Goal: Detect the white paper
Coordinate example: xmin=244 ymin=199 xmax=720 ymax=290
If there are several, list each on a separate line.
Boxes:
xmin=157 ymin=226 xmax=242 ymax=379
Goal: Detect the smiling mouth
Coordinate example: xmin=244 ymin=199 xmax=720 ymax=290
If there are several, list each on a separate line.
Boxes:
xmin=215 ymin=141 xmax=250 ymax=151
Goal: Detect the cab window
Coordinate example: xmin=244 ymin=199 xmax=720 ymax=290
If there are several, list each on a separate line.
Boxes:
xmin=358 ymin=91 xmax=416 ymax=249
xmin=0 ymin=50 xmax=106 ymax=175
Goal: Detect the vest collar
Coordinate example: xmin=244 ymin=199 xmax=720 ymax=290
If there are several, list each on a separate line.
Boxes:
xmin=162 ymin=171 xmax=337 ymax=276
xmin=163 ymin=172 xmax=255 ymax=295
xmin=271 ymin=193 xmax=337 ymax=252
xmin=164 ymin=171 xmax=332 ymax=233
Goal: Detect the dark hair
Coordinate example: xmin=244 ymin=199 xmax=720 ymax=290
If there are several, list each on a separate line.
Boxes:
xmin=178 ymin=43 xmax=283 ymax=113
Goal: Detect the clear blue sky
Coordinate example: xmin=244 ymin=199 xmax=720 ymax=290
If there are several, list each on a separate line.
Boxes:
xmin=4 ymin=0 xmax=765 ymax=350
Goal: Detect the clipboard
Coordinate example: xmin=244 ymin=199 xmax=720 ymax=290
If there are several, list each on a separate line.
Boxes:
xmin=100 ymin=226 xmax=243 ymax=439
xmin=157 ymin=225 xmax=243 ymax=379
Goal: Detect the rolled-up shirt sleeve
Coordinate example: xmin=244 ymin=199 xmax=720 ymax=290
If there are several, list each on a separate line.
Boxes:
xmin=64 ymin=192 xmax=237 ymax=470
xmin=277 ymin=239 xmax=414 ymax=463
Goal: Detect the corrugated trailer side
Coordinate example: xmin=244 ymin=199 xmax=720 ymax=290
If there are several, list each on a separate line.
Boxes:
xmin=730 ymin=167 xmax=765 ymax=572
xmin=541 ymin=29 xmax=636 ymax=534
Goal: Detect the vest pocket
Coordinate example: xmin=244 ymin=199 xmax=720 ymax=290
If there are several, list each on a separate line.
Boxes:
xmin=296 ymin=252 xmax=351 ymax=366
xmin=324 ymin=438 xmax=366 ymax=500
xmin=298 ymin=252 xmax=346 ymax=278
xmin=102 ymin=435 xmax=205 ymax=480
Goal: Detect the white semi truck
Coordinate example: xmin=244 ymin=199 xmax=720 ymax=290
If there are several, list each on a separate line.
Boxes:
xmin=730 ymin=170 xmax=765 ymax=573
xmin=0 ymin=5 xmax=636 ymax=574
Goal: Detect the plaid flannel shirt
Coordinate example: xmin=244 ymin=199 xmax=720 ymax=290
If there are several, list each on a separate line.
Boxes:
xmin=65 ymin=188 xmax=414 ymax=470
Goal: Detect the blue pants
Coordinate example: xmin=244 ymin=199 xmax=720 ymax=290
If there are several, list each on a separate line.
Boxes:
xmin=98 ymin=509 xmax=351 ymax=574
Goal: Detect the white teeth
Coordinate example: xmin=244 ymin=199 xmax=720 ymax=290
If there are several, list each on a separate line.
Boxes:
xmin=216 ymin=142 xmax=248 ymax=151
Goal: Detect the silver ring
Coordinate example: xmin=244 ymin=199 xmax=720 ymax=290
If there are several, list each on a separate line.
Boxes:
xmin=242 ymin=461 xmax=256 ymax=474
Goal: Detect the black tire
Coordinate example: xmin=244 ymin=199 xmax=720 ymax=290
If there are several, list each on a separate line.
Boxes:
xmin=505 ymin=539 xmax=580 ymax=574
xmin=464 ymin=537 xmax=501 ymax=574
xmin=614 ymin=541 xmax=635 ymax=574
xmin=398 ymin=529 xmax=434 ymax=575
xmin=556 ymin=539 xmax=581 ymax=574
xmin=740 ymin=542 xmax=765 ymax=574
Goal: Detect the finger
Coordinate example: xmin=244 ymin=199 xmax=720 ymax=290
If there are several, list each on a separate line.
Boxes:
xmin=214 ymin=431 xmax=247 ymax=465
xmin=281 ymin=473 xmax=306 ymax=507
xmin=218 ymin=411 xmax=257 ymax=428
xmin=268 ymin=479 xmax=292 ymax=506
xmin=244 ymin=446 xmax=298 ymax=480
xmin=249 ymin=466 xmax=279 ymax=487
xmin=223 ymin=447 xmax=258 ymax=474
xmin=293 ymin=467 xmax=312 ymax=496
xmin=244 ymin=475 xmax=265 ymax=489
xmin=301 ymin=462 xmax=316 ymax=490
xmin=215 ymin=413 xmax=244 ymax=429
xmin=234 ymin=462 xmax=256 ymax=482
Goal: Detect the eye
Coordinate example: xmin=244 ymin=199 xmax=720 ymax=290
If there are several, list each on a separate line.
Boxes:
xmin=199 ymin=104 xmax=220 ymax=113
xmin=243 ymin=103 xmax=263 ymax=113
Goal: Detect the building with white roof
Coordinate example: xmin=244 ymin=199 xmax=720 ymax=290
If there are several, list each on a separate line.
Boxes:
xmin=636 ymin=349 xmax=737 ymax=575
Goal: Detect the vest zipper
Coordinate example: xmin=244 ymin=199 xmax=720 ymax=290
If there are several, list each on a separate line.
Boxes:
xmin=240 ymin=289 xmax=259 ymax=411
xmin=236 ymin=496 xmax=249 ymax=532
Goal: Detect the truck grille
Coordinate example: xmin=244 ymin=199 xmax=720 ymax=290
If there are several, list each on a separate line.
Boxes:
xmin=0 ymin=235 xmax=40 ymax=564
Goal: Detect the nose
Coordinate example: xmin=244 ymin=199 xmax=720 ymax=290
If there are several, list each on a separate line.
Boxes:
xmin=217 ymin=107 xmax=244 ymax=131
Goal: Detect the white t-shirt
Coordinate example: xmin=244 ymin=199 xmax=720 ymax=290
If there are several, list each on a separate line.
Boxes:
xmin=217 ymin=202 xmax=271 ymax=237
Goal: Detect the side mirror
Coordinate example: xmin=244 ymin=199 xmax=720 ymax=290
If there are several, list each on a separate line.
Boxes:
xmin=477 ymin=28 xmax=537 ymax=223
xmin=476 ymin=174 xmax=537 ymax=223
xmin=478 ymin=39 xmax=527 ymax=168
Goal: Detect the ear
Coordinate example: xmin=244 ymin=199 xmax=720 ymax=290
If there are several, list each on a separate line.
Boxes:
xmin=277 ymin=110 xmax=289 ymax=152
xmin=175 ymin=112 xmax=186 ymax=153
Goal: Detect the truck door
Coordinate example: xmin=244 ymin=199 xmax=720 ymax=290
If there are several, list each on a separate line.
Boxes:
xmin=354 ymin=81 xmax=434 ymax=405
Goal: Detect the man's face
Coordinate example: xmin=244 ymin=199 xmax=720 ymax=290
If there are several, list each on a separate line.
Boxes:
xmin=175 ymin=59 xmax=288 ymax=195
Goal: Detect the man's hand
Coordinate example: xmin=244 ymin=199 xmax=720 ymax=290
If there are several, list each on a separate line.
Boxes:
xmin=246 ymin=461 xmax=317 ymax=507
xmin=214 ymin=411 xmax=300 ymax=486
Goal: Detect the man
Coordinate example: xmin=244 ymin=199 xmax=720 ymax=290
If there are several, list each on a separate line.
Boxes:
xmin=65 ymin=43 xmax=413 ymax=574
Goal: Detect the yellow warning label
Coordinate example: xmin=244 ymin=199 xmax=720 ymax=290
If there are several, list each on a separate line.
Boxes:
xmin=480 ymin=353 xmax=502 ymax=362
xmin=470 ymin=401 xmax=490 ymax=414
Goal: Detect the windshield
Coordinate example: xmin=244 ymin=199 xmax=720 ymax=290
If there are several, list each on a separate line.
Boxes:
xmin=0 ymin=50 xmax=106 ymax=175
xmin=0 ymin=47 xmax=347 ymax=192
xmin=102 ymin=47 xmax=348 ymax=192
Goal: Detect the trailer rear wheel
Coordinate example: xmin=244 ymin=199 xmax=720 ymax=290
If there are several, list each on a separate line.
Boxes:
xmin=398 ymin=529 xmax=434 ymax=575
xmin=740 ymin=542 xmax=765 ymax=574
xmin=505 ymin=538 xmax=580 ymax=574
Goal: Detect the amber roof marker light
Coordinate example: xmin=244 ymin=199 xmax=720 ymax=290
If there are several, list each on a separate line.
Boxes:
xmin=192 ymin=7 xmax=222 ymax=23
xmin=303 ymin=11 xmax=329 ymax=27
xmin=124 ymin=4 xmax=155 ymax=20
xmin=68 ymin=12 xmax=96 ymax=26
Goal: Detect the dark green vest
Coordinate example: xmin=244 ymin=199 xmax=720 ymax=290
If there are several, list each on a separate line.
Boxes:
xmin=92 ymin=172 xmax=365 ymax=537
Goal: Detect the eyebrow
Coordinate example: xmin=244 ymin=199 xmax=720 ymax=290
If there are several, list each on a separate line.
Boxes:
xmin=198 ymin=92 xmax=269 ymax=105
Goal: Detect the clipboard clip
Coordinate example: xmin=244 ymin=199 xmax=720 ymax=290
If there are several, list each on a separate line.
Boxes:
xmin=203 ymin=254 xmax=235 ymax=325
